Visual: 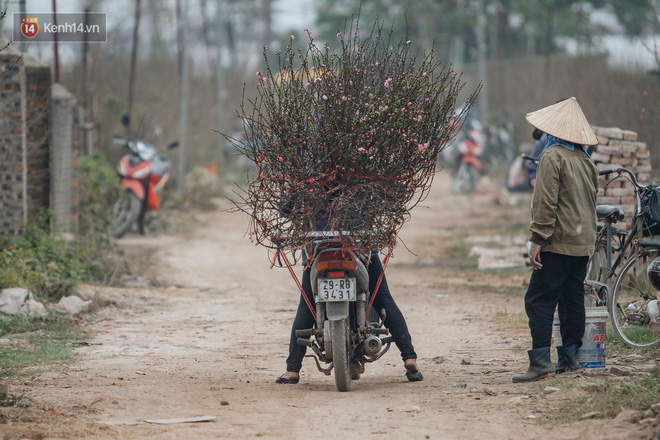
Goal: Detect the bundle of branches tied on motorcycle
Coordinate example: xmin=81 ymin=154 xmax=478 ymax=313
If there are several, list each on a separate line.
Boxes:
xmin=221 ymin=18 xmax=480 ymax=391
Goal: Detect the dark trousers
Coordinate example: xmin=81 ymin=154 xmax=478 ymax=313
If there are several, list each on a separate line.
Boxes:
xmin=285 ymin=254 xmax=417 ymax=373
xmin=525 ymin=252 xmax=588 ymax=349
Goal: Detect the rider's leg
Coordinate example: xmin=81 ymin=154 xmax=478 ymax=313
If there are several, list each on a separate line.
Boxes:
xmin=280 ymin=267 xmax=315 ymax=381
xmin=368 ymin=254 xmax=420 ymax=379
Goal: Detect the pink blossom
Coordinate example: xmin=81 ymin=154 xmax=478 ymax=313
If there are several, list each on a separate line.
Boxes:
xmin=337 ymin=32 xmax=341 ymax=37
xmin=384 ymin=78 xmax=392 ymax=88
xmin=418 ymin=143 xmax=429 ymax=152
xmin=415 ymin=115 xmax=423 ymax=122
xmin=305 ymin=82 xmax=310 ymax=87
xmin=408 ymin=102 xmax=412 ymax=106
xmin=406 ymin=40 xmax=411 ymax=44
xmin=643 ymin=90 xmax=648 ymax=96
xmin=256 ymin=71 xmax=260 ymax=77
xmin=278 ymin=156 xmax=284 ymax=162
xmin=323 ymin=95 xmax=328 ymax=100
xmin=358 ymin=147 xmax=366 ymax=152
xmin=349 ymin=80 xmax=353 ymax=85
xmin=342 ymin=96 xmax=347 ymax=101
xmin=290 ymin=35 xmax=295 ymax=40
xmin=262 ymin=78 xmax=268 ymax=82
xmin=422 ymin=72 xmax=427 ymax=76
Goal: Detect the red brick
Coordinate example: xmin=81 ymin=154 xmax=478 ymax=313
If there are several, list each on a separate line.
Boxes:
xmin=622 ymin=130 xmax=638 ymax=141
xmin=593 ymin=126 xmax=623 ymax=139
xmin=590 ymin=152 xmax=611 ymax=163
xmin=596 ymin=145 xmax=623 ymax=157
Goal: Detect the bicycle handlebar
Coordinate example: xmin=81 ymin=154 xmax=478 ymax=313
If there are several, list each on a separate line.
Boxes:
xmin=598 ymin=167 xmax=646 ymax=190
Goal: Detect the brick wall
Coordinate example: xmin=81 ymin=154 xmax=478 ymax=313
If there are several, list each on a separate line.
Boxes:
xmin=0 ymin=51 xmax=28 ymax=241
xmin=0 ymin=45 xmax=79 ymax=243
xmin=591 ymin=126 xmax=651 ymax=231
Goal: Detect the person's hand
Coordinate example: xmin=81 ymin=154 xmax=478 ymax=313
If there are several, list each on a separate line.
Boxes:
xmin=528 ymin=242 xmax=542 ymax=270
xmin=529 ymin=177 xmax=536 ymax=189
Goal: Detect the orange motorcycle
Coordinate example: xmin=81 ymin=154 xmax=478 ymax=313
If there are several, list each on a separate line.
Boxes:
xmin=112 ymin=135 xmax=178 ymax=238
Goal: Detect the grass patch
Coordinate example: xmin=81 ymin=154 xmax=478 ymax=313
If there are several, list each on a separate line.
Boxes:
xmin=0 ymin=314 xmax=86 ymax=377
xmin=542 ymin=369 xmax=660 ymax=423
xmin=1 ymin=393 xmax=30 ymax=408
xmin=493 ymin=310 xmax=528 ymax=330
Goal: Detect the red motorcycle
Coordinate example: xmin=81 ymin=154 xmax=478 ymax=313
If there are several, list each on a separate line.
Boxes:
xmin=112 ymin=135 xmax=178 ymax=238
xmin=450 ymin=121 xmax=484 ymax=195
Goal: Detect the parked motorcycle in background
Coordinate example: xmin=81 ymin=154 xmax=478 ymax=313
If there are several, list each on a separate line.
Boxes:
xmin=443 ymin=115 xmax=515 ymax=195
xmin=112 ymin=135 xmax=178 ymax=238
xmin=449 ymin=119 xmax=484 ymax=195
xmin=481 ymin=120 xmax=515 ymax=176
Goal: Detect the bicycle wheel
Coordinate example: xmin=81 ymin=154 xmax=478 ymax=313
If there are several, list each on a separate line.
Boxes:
xmin=587 ymin=243 xmax=608 ymax=283
xmin=608 ymin=249 xmax=660 ymax=347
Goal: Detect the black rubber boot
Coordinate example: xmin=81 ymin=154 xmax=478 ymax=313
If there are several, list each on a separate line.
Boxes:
xmin=555 ymin=344 xmax=582 ymax=374
xmin=512 ymin=347 xmax=555 ymax=383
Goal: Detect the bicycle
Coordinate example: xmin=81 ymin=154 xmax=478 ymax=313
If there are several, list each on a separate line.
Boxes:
xmin=586 ymin=166 xmax=660 ymax=348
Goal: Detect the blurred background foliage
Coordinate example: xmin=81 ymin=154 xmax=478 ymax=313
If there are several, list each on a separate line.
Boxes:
xmin=4 ymin=0 xmax=659 ymax=177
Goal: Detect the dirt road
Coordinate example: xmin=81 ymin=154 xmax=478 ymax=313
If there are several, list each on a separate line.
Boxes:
xmin=2 ymin=174 xmax=657 ymax=439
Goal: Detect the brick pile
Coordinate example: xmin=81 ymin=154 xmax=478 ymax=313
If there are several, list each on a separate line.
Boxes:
xmin=590 ymin=126 xmax=652 ymax=231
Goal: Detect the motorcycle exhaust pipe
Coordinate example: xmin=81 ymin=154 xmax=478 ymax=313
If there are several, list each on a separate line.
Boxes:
xmin=364 ymin=335 xmax=383 ymax=356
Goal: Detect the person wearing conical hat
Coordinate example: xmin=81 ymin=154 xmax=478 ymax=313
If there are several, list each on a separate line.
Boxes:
xmin=513 ymin=97 xmax=599 ymax=383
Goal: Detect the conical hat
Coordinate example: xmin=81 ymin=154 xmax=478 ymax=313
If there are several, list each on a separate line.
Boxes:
xmin=525 ymin=97 xmax=599 ymax=146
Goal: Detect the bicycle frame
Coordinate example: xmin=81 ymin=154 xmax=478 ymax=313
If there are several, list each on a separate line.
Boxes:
xmin=588 ymin=166 xmax=660 ymax=347
xmin=590 ymin=167 xmax=649 ymax=285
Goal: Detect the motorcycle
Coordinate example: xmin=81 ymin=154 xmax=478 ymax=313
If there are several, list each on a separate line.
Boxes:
xmin=450 ymin=122 xmax=484 ymax=195
xmin=293 ymin=233 xmax=392 ymax=392
xmin=112 ymin=135 xmax=178 ymax=238
xmin=482 ymin=120 xmax=515 ymax=176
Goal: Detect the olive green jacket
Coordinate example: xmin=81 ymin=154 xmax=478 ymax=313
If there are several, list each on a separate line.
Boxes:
xmin=528 ymin=145 xmax=598 ymax=257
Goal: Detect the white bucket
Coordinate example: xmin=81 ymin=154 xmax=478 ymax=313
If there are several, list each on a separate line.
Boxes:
xmin=553 ymin=307 xmax=608 ymax=370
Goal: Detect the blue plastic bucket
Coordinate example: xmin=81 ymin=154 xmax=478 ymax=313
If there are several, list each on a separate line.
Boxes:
xmin=553 ymin=307 xmax=608 ymax=370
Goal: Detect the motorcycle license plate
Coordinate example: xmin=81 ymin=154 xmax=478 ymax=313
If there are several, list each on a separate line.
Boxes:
xmin=318 ymin=278 xmax=356 ymax=302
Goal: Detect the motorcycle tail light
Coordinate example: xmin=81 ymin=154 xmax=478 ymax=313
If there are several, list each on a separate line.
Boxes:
xmin=327 ymin=271 xmax=345 ymax=278
xmin=315 ymin=251 xmax=357 ymax=272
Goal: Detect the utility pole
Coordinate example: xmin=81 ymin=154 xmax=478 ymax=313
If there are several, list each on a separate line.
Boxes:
xmin=178 ymin=0 xmax=190 ymax=198
xmin=453 ymin=0 xmax=465 ymax=74
xmin=474 ymin=0 xmax=488 ymax=121
xmin=52 ymin=0 xmax=60 ymax=82
xmin=19 ymin=0 xmax=26 ymax=52
xmin=215 ymin=0 xmax=226 ymax=159
xmin=127 ymin=0 xmax=141 ymax=135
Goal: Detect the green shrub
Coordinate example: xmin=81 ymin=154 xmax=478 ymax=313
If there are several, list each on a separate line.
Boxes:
xmin=0 ymin=214 xmax=84 ymax=300
xmin=0 ymin=153 xmax=125 ymax=300
xmin=78 ymin=153 xmax=120 ymax=237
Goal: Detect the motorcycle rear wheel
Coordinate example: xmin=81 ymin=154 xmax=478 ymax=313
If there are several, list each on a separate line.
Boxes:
xmin=331 ymin=319 xmax=352 ymax=392
xmin=451 ymin=163 xmax=478 ymax=195
xmin=113 ymin=191 xmax=141 ymax=238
